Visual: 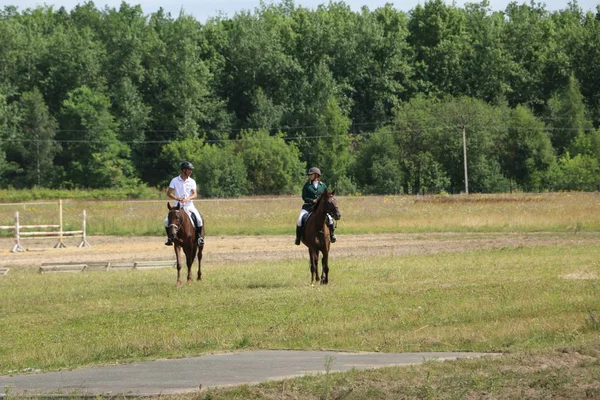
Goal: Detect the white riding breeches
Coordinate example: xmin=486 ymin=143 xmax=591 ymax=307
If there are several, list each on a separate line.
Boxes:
xmin=165 ymin=205 xmax=203 ymax=228
xmin=297 ymin=209 xmax=333 ymax=226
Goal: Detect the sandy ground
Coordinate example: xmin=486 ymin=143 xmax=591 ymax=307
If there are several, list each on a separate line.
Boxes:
xmin=2 ymin=231 xmax=600 ymax=270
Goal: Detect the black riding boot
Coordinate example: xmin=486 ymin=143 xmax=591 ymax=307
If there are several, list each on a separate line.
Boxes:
xmin=329 ymin=224 xmax=337 ymax=243
xmin=295 ymin=226 xmax=302 ymax=245
xmin=164 ymin=227 xmax=173 ymax=246
xmin=196 ymin=227 xmax=204 ymax=245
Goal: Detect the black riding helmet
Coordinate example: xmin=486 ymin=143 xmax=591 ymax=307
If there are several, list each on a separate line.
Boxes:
xmin=180 ymin=161 xmax=194 ymax=170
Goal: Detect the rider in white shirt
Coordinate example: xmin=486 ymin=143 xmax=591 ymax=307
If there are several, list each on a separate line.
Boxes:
xmin=164 ymin=161 xmax=204 ymax=246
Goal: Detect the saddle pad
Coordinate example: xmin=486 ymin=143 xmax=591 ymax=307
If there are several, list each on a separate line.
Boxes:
xmin=183 ymin=208 xmax=198 ymax=229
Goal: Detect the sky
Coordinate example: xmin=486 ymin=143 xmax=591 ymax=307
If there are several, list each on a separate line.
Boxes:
xmin=3 ymin=0 xmax=599 ymax=22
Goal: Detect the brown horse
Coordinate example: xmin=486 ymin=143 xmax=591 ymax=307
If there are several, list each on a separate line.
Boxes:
xmin=166 ymin=202 xmax=205 ymax=287
xmin=301 ymin=189 xmax=341 ymax=285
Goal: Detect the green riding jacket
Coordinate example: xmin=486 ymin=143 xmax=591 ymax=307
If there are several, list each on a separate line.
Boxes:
xmin=301 ymin=180 xmax=327 ymax=211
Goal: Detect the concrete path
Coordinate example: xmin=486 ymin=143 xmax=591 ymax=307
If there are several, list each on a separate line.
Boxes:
xmin=1 ymin=350 xmax=498 ymax=397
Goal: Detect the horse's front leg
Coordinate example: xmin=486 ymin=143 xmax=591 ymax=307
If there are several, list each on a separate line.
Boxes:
xmin=175 ymin=245 xmax=183 ymax=288
xmin=309 ymin=249 xmax=319 ymax=285
xmin=320 ymin=249 xmax=329 ymax=285
xmin=196 ymin=243 xmax=204 ymax=281
xmin=184 ymin=245 xmax=196 ymax=285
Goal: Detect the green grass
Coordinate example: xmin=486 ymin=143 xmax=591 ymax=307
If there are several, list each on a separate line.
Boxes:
xmin=1 ymin=242 xmax=598 ymax=376
xmin=2 ymin=192 xmax=600 ymax=399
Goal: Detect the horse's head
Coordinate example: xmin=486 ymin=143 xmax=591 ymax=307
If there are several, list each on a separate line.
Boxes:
xmin=322 ymin=189 xmax=341 ymax=221
xmin=166 ymin=202 xmax=183 ymax=240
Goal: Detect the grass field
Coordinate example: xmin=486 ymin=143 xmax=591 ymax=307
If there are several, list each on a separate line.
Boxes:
xmin=1 ymin=192 xmax=600 ymax=399
xmin=1 ymin=192 xmax=599 ymax=237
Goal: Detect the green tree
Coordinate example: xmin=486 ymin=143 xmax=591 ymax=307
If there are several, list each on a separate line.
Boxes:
xmin=0 ymin=86 xmax=20 ymax=187
xmin=97 ymin=3 xmax=148 ymax=88
xmin=351 ymin=128 xmax=403 ymax=194
xmin=38 ymin=18 xmax=106 ymax=115
xmin=391 ymin=96 xmax=450 ymax=194
xmin=546 ymin=74 xmax=594 ymax=156
xmin=159 ymin=138 xmax=248 ymax=197
xmin=212 ymin=3 xmax=299 ymax=135
xmin=433 ymin=97 xmax=510 ymax=193
xmin=236 ymin=129 xmax=305 ymax=195
xmin=111 ymin=77 xmax=151 ymax=173
xmin=554 ymin=152 xmax=600 ymax=191
xmin=195 ymin=143 xmax=248 ymax=198
xmin=157 ymin=137 xmax=205 ymax=186
xmin=246 ymin=87 xmax=287 ymax=131
xmin=349 ymin=5 xmax=414 ymax=130
xmin=462 ymin=1 xmax=514 ymax=102
xmin=552 ymin=3 xmax=600 ymax=125
xmin=58 ymin=86 xmax=137 ymax=188
xmin=0 ymin=7 xmax=44 ymax=93
xmin=501 ymin=105 xmax=556 ymax=189
xmin=503 ymin=2 xmax=563 ymax=111
xmin=17 ymin=88 xmax=60 ymax=187
xmin=140 ymin=11 xmax=227 ymax=184
xmin=311 ymin=96 xmax=353 ymax=188
xmin=408 ymin=0 xmax=468 ymax=96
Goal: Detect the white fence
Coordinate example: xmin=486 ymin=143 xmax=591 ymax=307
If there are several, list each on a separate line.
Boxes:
xmin=0 ymin=200 xmax=90 ymax=252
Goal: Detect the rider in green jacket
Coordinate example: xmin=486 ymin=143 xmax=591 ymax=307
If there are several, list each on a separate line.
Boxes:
xmin=295 ymin=167 xmax=337 ymax=245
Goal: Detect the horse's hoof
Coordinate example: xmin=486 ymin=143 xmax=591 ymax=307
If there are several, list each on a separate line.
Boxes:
xmin=176 ymin=281 xmax=182 ymax=288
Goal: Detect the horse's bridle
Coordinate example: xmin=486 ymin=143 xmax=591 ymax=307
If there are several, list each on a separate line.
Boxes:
xmin=168 ymin=210 xmax=182 ymax=235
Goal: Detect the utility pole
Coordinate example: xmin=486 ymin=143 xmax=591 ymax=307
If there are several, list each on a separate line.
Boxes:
xmin=462 ymin=119 xmax=468 ymax=195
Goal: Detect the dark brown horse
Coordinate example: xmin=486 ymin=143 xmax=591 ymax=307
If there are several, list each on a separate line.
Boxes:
xmin=166 ymin=202 xmax=205 ymax=287
xmin=301 ymin=189 xmax=341 ymax=285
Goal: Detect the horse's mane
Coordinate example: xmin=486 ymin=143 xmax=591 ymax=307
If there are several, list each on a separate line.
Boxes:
xmin=313 ymin=188 xmax=329 ymax=211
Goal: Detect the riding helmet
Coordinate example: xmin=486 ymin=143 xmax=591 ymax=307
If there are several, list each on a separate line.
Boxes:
xmin=307 ymin=167 xmax=321 ymax=176
xmin=180 ymin=161 xmax=194 ymax=170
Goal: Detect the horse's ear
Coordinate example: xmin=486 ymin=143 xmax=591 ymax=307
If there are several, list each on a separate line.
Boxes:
xmin=331 ymin=190 xmax=336 ymax=196
xmin=167 ymin=202 xmax=172 ymax=210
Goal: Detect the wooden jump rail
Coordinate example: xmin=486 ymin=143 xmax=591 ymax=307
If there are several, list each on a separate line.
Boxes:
xmin=39 ymin=260 xmax=176 ymax=274
xmin=0 ymin=200 xmax=91 ymax=252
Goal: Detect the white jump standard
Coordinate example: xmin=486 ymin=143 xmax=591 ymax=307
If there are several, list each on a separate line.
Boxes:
xmin=0 ymin=205 xmax=90 ymax=252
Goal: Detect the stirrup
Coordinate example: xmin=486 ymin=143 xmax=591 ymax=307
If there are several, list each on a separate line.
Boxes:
xmin=197 ymin=237 xmax=204 ymax=245
xmin=330 ymin=234 xmax=337 ymax=243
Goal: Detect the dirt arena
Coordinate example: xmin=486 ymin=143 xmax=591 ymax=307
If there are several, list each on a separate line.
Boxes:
xmin=2 ymin=232 xmax=600 ymax=270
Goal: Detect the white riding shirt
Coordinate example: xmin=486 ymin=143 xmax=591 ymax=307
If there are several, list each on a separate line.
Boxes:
xmin=164 ymin=175 xmax=203 ymax=228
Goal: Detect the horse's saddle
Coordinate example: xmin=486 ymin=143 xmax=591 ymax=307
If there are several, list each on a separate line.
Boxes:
xmin=300 ymin=212 xmax=312 ymax=227
xmin=298 ymin=212 xmax=313 ymax=237
xmin=183 ymin=208 xmax=200 ymax=229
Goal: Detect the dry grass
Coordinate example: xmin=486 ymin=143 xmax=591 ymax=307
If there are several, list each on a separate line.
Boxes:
xmin=1 ymin=192 xmax=599 ymax=237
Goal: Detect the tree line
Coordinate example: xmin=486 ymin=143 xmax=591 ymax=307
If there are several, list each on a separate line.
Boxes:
xmin=1 ymin=0 xmax=599 ymax=196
